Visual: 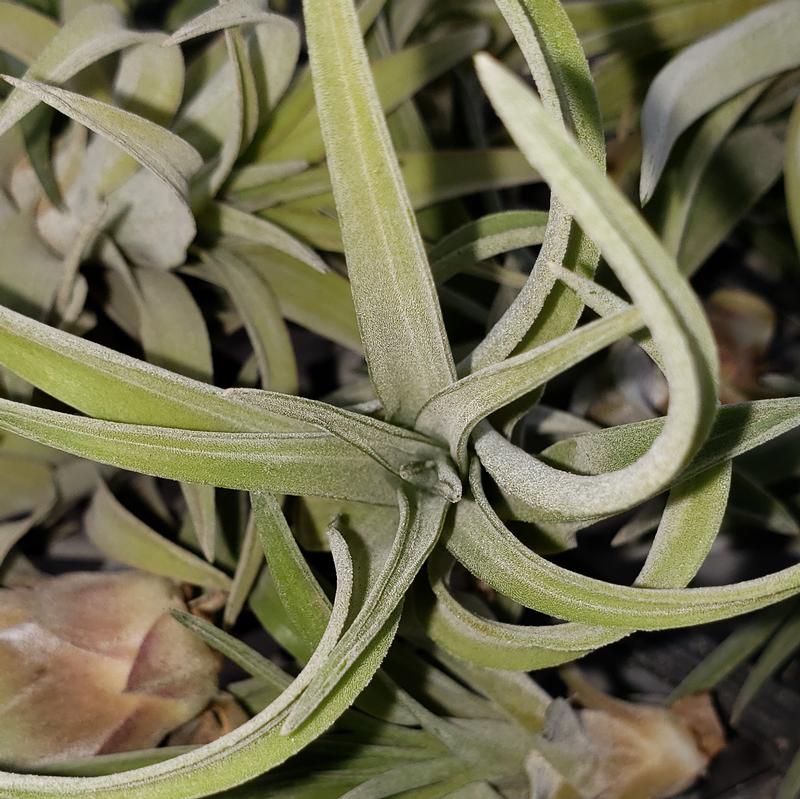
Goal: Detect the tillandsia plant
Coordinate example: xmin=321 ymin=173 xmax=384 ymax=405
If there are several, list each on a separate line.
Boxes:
xmin=0 ymin=0 xmax=799 ymax=797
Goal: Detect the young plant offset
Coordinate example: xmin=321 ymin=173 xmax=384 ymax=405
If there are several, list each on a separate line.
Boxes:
xmin=0 ymin=0 xmax=798 ymax=798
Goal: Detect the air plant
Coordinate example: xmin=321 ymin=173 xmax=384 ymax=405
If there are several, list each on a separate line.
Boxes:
xmin=0 ymin=0 xmax=799 ymax=798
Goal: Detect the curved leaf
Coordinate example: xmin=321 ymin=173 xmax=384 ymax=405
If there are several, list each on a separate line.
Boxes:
xmin=473 ymin=53 xmax=717 ymax=522
xmin=416 ymin=309 xmax=641 ymax=469
xmin=429 ymin=211 xmax=548 ymax=284
xmin=445 ymin=460 xmax=800 ymax=630
xmin=203 ymin=249 xmax=298 ymax=395
xmin=86 ymin=481 xmax=231 ymax=589
xmin=0 ymin=516 xmax=397 ymax=799
xmin=640 ymin=0 xmax=800 ymax=202
xmin=165 ymin=0 xmax=274 ymax=45
xmin=0 ymin=5 xmax=153 ymax=137
xmin=203 ymin=202 xmax=328 ymax=273
xmin=422 ymin=461 xmax=730 ymax=669
xmin=283 ymin=491 xmax=448 ymax=732
xmin=466 ymin=0 xmax=604 ymax=372
xmin=1 ymin=76 xmax=202 ymax=201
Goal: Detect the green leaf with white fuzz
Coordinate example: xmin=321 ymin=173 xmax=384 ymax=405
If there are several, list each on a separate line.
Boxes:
xmin=303 ymin=0 xmax=455 ymax=424
xmin=466 ymin=0 xmax=604 ymax=372
xmin=640 ymin=0 xmax=800 ymax=202
xmin=416 ymin=309 xmax=641 ymax=470
xmin=164 ymin=0 xmax=274 ymax=45
xmin=0 ymin=5 xmax=153 ymax=136
xmin=203 ymin=249 xmax=298 ymax=395
xmin=202 ymin=202 xmax=328 ymax=273
xmin=282 ymin=491 xmax=448 ymax=733
xmin=474 ymin=52 xmax=717 ymax=522
xmin=0 ymin=520 xmax=397 ymax=799
xmin=85 ymin=481 xmax=231 ymax=589
xmin=429 ymin=211 xmax=548 ymax=284
xmin=0 ymin=399 xmax=401 ymax=504
xmin=1 ymin=76 xmax=202 ymax=202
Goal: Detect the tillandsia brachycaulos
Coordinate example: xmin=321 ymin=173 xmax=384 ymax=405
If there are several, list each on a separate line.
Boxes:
xmin=0 ymin=0 xmax=799 ymax=797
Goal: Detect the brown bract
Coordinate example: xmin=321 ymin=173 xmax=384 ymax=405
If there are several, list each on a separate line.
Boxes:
xmin=0 ymin=571 xmax=219 ymax=768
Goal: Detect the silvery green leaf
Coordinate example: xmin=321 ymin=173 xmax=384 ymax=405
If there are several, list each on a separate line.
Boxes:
xmin=670 ymin=601 xmax=794 ymax=701
xmin=255 ymin=26 xmax=489 ymax=163
xmin=226 ymin=387 xmax=459 ymax=499
xmin=304 ymin=0 xmax=455 ymax=424
xmin=0 ymin=398 xmax=401 ymax=504
xmin=55 ymin=204 xmax=105 ymax=326
xmin=539 ymin=263 xmax=661 ymax=368
xmin=224 ymin=161 xmax=308 ymax=195
xmin=0 ymin=303 xmax=309 ymax=432
xmin=223 ymin=512 xmax=263 ymax=627
xmin=203 ymin=249 xmax=298 ymax=395
xmin=76 ymin=261 xmax=216 ymax=555
xmin=467 ymin=0 xmax=604 ymax=373
xmin=416 ymin=309 xmax=641 ymax=469
xmin=251 ymin=491 xmax=331 ymax=662
xmin=249 ymin=14 xmax=301 ymax=114
xmin=0 ymin=510 xmax=398 ymax=799
xmin=577 ymin=0 xmax=774 ymax=59
xmin=173 ymin=45 xmax=235 ymax=159
xmin=540 ymin=399 xmax=800 ymax=485
xmin=0 ymin=459 xmax=56 ymax=564
xmin=85 ymin=481 xmax=231 ymax=589
xmin=389 ymin=0 xmax=430 ymax=46
xmin=249 ymin=567 xmax=310 ymax=662
xmin=165 ymin=0 xmax=273 ymax=45
xmin=172 ymin=609 xmax=292 ymax=691
xmin=20 ymin=105 xmax=63 ymax=207
xmin=231 ymin=149 xmax=537 ymax=217
xmin=135 ymin=267 xmax=212 ymax=383
xmin=634 ymin=462 xmax=731 ymax=588
xmin=652 ymin=81 xmax=766 ymax=259
xmin=88 ymin=37 xmax=186 ymax=199
xmin=422 ymin=462 xmax=729 ymax=671
xmin=28 ymin=748 xmax=194 ymax=779
xmin=187 ymin=21 xmax=260 ymax=206
xmin=282 ymin=491 xmax=448 ymax=733
xmin=0 ymin=457 xmax=54 ymax=520
xmin=730 ymin=470 xmax=800 ymax=537
xmin=0 ymin=5 xmax=153 ymax=137
xmin=0 ymin=1 xmax=58 ymax=66
xmin=677 ymin=125 xmax=784 ymax=276
xmin=336 ymin=758 xmax=462 ymax=799
xmin=203 ymin=202 xmax=328 ymax=273
xmin=223 ymin=243 xmax=362 ymax=352
xmin=731 ymin=608 xmax=800 ymax=723
xmin=640 ymin=0 xmax=800 ymax=202
xmin=60 ymin=0 xmax=131 ymax=21
xmin=450 ymin=460 xmax=800 ymax=629
xmin=474 ymin=53 xmax=717 ymax=522
xmin=434 ymin=650 xmax=550 ymax=732
xmin=0 ymin=195 xmax=62 ymax=322
xmin=256 ymin=204 xmax=342 ymax=253
xmin=418 ymin=547 xmax=619 ymax=671
xmin=429 ymin=211 xmax=548 ymax=284
xmin=1 ymin=75 xmax=202 ymax=201
xmin=181 ymin=482 xmax=218 ymax=565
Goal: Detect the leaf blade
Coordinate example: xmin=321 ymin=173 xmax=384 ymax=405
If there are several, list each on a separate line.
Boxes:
xmin=303 ymin=0 xmax=455 ymax=423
